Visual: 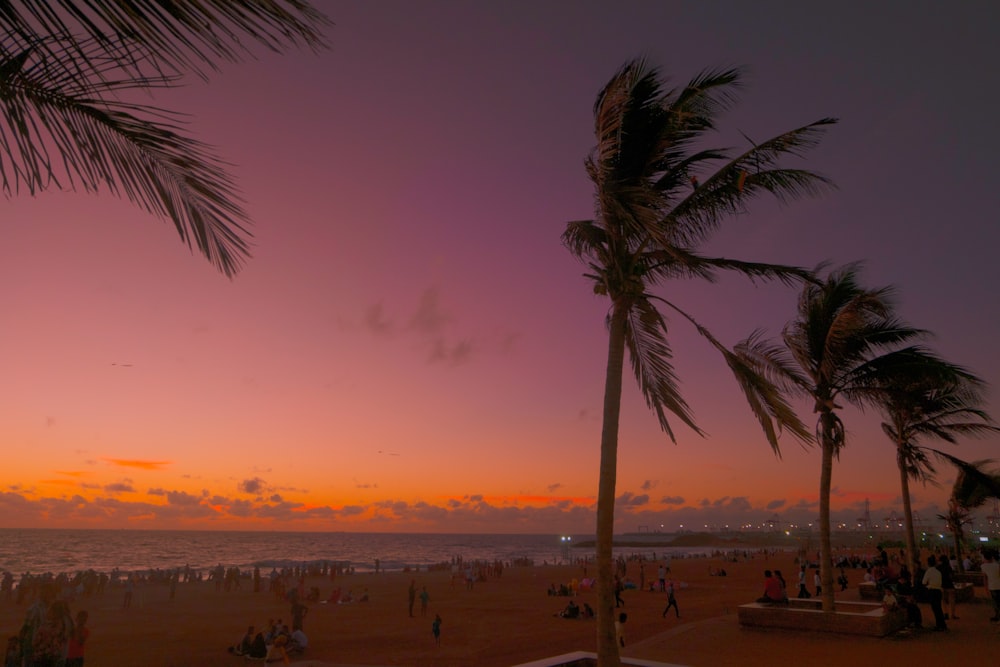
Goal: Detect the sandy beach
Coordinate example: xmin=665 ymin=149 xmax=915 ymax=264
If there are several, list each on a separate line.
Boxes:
xmin=2 ymin=550 xmax=998 ymax=666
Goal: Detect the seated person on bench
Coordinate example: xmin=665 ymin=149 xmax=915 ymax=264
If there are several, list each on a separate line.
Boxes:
xmin=756 ymin=570 xmax=788 ymax=604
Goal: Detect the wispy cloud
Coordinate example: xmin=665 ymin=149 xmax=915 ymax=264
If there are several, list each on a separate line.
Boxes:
xmin=104 ymin=459 xmax=171 ymax=470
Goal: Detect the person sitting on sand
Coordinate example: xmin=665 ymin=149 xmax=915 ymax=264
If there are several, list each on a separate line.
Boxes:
xmin=227 ymin=625 xmax=255 ymax=656
xmin=288 ymin=628 xmax=308 ymax=653
xmin=582 ymin=602 xmax=595 ymax=619
xmin=557 ymin=600 xmax=580 ymax=618
xmin=247 ymin=633 xmax=268 ymax=660
xmin=265 ymin=633 xmax=289 ymax=663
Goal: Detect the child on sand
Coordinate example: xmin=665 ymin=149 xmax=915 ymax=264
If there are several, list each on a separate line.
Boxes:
xmin=432 ymin=614 xmax=442 ymax=646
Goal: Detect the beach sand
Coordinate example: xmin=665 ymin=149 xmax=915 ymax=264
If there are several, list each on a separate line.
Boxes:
xmin=2 ymin=551 xmax=997 ymax=666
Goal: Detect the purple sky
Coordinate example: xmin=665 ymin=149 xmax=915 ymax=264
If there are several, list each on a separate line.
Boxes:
xmin=2 ymin=1 xmax=998 ymax=534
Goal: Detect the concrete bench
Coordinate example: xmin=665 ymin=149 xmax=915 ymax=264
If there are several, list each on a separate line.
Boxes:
xmin=953 ymin=571 xmax=987 ymax=591
xmin=738 ymin=600 xmax=908 ymax=637
xmin=953 ymin=581 xmax=976 ymax=602
xmin=858 ymin=582 xmax=882 ymax=600
xmin=859 ymin=580 xmax=974 ymax=602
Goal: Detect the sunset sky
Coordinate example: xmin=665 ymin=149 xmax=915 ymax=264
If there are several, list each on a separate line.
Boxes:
xmin=2 ymin=1 xmax=999 ymax=535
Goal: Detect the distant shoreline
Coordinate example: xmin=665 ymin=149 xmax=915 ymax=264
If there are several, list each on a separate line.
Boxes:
xmin=573 ymin=530 xmax=927 ymax=550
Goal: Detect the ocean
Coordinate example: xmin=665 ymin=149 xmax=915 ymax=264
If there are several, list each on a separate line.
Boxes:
xmin=0 ymin=529 xmax=708 ymax=578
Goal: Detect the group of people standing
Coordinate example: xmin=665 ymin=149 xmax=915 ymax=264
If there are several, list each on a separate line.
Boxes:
xmin=407 ymin=580 xmax=442 ymax=646
xmin=6 ymin=584 xmax=89 ymax=667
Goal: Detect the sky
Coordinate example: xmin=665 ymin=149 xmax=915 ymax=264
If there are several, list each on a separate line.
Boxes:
xmin=2 ymin=1 xmax=999 ymax=535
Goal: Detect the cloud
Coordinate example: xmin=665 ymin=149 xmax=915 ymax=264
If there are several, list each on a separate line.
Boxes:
xmin=364 ymin=302 xmax=395 ymax=335
xmin=0 ymin=485 xmax=958 ymax=536
xmin=641 ymin=480 xmax=658 ymax=491
xmin=358 ymin=287 xmax=493 ymax=366
xmin=428 ymin=337 xmax=473 ymax=365
xmin=164 ymin=490 xmax=203 ymax=506
xmin=408 ymin=288 xmax=450 ymax=334
xmin=238 ymin=477 xmax=270 ymax=495
xmin=766 ymin=499 xmax=787 ymax=511
xmin=547 ymin=483 xmax=563 ymax=493
xmin=616 ymin=492 xmax=649 ymax=507
xmin=103 ymin=482 xmax=135 ymax=494
xmin=660 ymin=496 xmax=684 ymax=505
xmin=104 ymin=459 xmax=171 ymax=470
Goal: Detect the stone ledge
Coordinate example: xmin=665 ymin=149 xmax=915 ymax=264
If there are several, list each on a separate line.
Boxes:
xmin=510 ymin=651 xmax=687 ymax=667
xmin=737 ymin=600 xmax=907 ymax=637
xmin=954 ymin=571 xmax=987 ymax=590
xmin=860 ymin=581 xmax=975 ymax=602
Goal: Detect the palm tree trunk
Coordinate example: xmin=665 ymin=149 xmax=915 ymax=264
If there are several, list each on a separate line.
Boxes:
xmin=596 ymin=306 xmax=628 ymax=667
xmin=952 ymin=529 xmax=964 ymax=571
xmin=898 ymin=452 xmax=920 ymax=574
xmin=818 ymin=411 xmax=835 ymax=612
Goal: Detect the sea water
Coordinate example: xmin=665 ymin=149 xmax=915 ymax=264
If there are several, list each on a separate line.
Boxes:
xmin=0 ymin=529 xmax=706 ymax=578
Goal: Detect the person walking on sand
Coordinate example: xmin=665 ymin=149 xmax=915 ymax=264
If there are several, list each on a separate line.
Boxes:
xmin=797 ymin=566 xmax=810 ymax=598
xmin=122 ymin=575 xmax=134 ymax=609
xmin=408 ymin=579 xmax=417 ymax=617
xmin=419 ymin=586 xmax=430 ymax=616
xmin=661 ymin=579 xmax=680 ymax=618
xmin=432 ymin=613 xmax=442 ymax=646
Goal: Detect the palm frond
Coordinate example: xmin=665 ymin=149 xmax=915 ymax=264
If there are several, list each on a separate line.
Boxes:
xmin=623 ymin=296 xmax=702 ymax=442
xmin=666 ymin=118 xmax=837 ymax=247
xmin=656 ymin=300 xmax=813 ymax=453
xmin=643 ymin=249 xmax=814 ymax=288
xmin=2 ymin=38 xmax=250 ymax=275
xmin=0 ymin=1 xmax=331 ymax=81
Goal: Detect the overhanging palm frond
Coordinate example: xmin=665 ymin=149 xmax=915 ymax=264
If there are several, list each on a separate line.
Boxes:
xmin=0 ymin=0 xmax=331 ymax=81
xmin=2 ymin=37 xmax=250 ymax=275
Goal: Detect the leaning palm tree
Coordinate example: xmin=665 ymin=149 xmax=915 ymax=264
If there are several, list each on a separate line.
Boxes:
xmin=878 ymin=371 xmax=998 ymax=573
xmin=563 ymin=58 xmax=833 ymax=665
xmin=1 ymin=1 xmax=331 ymax=276
xmin=736 ymin=264 xmax=944 ymax=612
xmin=939 ymin=460 xmax=1000 ymax=567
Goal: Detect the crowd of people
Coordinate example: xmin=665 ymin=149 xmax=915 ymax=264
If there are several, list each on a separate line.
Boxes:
xmin=3 ymin=582 xmax=89 ymax=667
xmin=750 ymin=544 xmax=1000 ymax=635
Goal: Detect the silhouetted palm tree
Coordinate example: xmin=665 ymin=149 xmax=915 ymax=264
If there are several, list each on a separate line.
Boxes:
xmin=878 ymin=371 xmax=998 ymax=573
xmin=938 ymin=460 xmax=1000 ymax=568
xmin=736 ymin=264 xmax=945 ymax=612
xmin=564 ymin=58 xmax=833 ymax=665
xmin=1 ymin=1 xmax=330 ymax=276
